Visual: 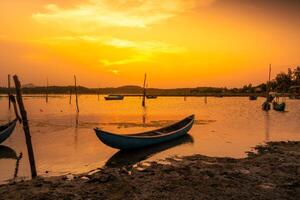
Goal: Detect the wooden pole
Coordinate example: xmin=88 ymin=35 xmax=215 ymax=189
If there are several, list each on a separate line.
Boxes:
xmin=13 ymin=75 xmax=37 ymax=178
xmin=9 ymin=95 xmax=22 ymax=123
xmin=97 ymin=87 xmax=100 ymax=101
xmin=142 ymin=73 xmax=147 ymax=107
xmin=267 ymin=64 xmax=272 ymax=95
xmin=46 ymin=78 xmax=49 ymax=103
xmin=8 ymin=74 xmax=11 ymax=109
xmin=74 ymin=75 xmax=79 ymax=113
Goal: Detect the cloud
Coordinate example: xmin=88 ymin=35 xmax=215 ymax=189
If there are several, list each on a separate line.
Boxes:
xmin=33 ymin=0 xmax=214 ymax=29
xmin=99 ymin=55 xmax=150 ymax=66
xmin=32 ymin=34 xmax=186 ymax=67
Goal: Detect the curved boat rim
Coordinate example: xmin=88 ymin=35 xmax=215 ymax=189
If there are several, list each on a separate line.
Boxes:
xmin=0 ymin=119 xmax=18 ymax=133
xmin=94 ymin=115 xmax=195 ymax=139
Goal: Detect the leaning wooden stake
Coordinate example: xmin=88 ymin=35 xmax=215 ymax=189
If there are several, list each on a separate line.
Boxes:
xmin=13 ymin=75 xmax=37 ymax=178
xmin=8 ymin=74 xmax=11 ymax=109
xmin=9 ymin=95 xmax=22 ymax=123
xmin=74 ymin=75 xmax=79 ymax=113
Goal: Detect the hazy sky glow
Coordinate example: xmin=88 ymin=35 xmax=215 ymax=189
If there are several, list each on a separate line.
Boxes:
xmin=1 ymin=0 xmax=300 ymax=88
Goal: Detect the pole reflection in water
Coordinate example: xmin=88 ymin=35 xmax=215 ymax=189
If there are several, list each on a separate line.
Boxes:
xmin=74 ymin=113 xmax=79 ymax=150
xmin=105 ymin=134 xmax=194 ymax=168
xmin=0 ymin=145 xmax=22 ymax=181
xmin=13 ymin=152 xmax=23 ymax=180
xmin=142 ymin=106 xmax=147 ymax=125
xmin=264 ymin=113 xmax=270 ymax=142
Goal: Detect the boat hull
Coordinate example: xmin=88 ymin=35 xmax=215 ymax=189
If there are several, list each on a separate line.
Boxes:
xmin=249 ymin=96 xmax=257 ymax=101
xmin=95 ymin=115 xmax=194 ymax=150
xmin=273 ymin=102 xmax=286 ymax=112
xmin=0 ymin=119 xmax=17 ymax=144
xmin=104 ymin=95 xmax=124 ymax=100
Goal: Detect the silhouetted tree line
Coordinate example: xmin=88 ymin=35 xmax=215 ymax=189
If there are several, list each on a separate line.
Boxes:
xmin=0 ymin=67 xmax=299 ymax=95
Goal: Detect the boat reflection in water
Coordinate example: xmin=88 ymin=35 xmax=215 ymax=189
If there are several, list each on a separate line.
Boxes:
xmin=0 ymin=145 xmax=17 ymax=160
xmin=0 ymin=145 xmax=23 ymax=183
xmin=105 ymin=134 xmax=194 ymax=168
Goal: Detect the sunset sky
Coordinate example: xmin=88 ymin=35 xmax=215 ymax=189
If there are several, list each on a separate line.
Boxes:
xmin=1 ymin=0 xmax=300 ymax=88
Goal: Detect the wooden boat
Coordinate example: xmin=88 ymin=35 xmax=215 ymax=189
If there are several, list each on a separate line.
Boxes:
xmin=262 ymin=64 xmax=272 ymax=111
xmin=146 ymin=95 xmax=157 ymax=99
xmin=104 ymin=95 xmax=124 ymax=101
xmin=94 ymin=115 xmax=195 ymax=150
xmin=262 ymin=101 xmax=271 ymax=111
xmin=273 ymin=102 xmax=286 ymax=112
xmin=249 ymin=95 xmax=257 ymax=100
xmin=0 ymin=119 xmax=17 ymax=144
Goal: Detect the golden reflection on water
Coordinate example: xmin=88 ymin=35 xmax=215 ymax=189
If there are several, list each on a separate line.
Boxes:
xmin=0 ymin=95 xmax=299 ymax=183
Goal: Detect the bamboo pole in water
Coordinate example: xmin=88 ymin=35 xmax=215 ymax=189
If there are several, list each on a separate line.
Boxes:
xmin=9 ymin=95 xmax=22 ymax=123
xmin=8 ymin=74 xmax=11 ymax=109
xmin=74 ymin=75 xmax=79 ymax=113
xmin=12 ymin=75 xmax=37 ymax=178
xmin=142 ymin=73 xmax=147 ymax=107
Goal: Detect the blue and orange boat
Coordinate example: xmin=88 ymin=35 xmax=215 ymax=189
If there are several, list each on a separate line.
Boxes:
xmin=94 ymin=115 xmax=195 ymax=150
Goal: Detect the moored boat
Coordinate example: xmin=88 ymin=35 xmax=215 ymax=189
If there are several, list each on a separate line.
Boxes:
xmin=249 ymin=95 xmax=257 ymax=100
xmin=146 ymin=95 xmax=157 ymax=99
xmin=104 ymin=95 xmax=124 ymax=101
xmin=273 ymin=101 xmax=286 ymax=112
xmin=94 ymin=115 xmax=195 ymax=150
xmin=0 ymin=119 xmax=17 ymax=144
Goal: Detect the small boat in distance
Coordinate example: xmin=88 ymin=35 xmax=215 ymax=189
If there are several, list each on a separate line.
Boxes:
xmin=146 ymin=95 xmax=157 ymax=99
xmin=273 ymin=101 xmax=286 ymax=112
xmin=104 ymin=95 xmax=124 ymax=101
xmin=0 ymin=119 xmax=18 ymax=144
xmin=249 ymin=95 xmax=257 ymax=101
xmin=94 ymin=115 xmax=195 ymax=150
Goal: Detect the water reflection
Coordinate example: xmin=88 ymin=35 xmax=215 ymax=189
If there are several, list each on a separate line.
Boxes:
xmin=74 ymin=113 xmax=79 ymax=149
xmin=0 ymin=145 xmax=23 ymax=182
xmin=0 ymin=145 xmax=17 ymax=159
xmin=142 ymin=107 xmax=147 ymax=125
xmin=105 ymin=134 xmax=194 ymax=168
xmin=264 ymin=113 xmax=270 ymax=142
xmin=0 ymin=96 xmax=300 ymax=183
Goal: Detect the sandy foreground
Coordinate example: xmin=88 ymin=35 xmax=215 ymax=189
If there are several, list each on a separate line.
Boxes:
xmin=0 ymin=141 xmax=299 ymax=200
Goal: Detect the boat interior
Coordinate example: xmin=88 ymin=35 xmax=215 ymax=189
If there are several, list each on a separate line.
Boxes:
xmin=126 ymin=115 xmax=194 ymax=137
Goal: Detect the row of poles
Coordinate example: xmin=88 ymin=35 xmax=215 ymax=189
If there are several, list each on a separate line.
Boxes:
xmin=6 ymin=73 xmax=148 ymax=179
xmin=5 ymin=72 xmax=211 ymax=179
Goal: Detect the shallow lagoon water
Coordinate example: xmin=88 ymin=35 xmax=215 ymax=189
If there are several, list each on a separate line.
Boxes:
xmin=0 ymin=95 xmax=299 ymax=183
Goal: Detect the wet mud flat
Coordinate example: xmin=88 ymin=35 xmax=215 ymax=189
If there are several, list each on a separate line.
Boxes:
xmin=0 ymin=141 xmax=299 ymax=200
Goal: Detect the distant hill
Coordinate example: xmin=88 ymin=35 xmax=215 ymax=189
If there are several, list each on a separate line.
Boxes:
xmin=23 ymin=83 xmax=36 ymax=88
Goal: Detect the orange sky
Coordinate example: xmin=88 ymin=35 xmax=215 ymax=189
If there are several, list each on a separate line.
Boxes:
xmin=1 ymin=0 xmax=300 ymax=88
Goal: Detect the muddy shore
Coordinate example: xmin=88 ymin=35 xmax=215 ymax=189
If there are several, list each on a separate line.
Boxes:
xmin=0 ymin=141 xmax=299 ymax=200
